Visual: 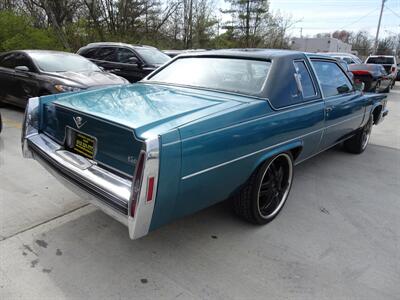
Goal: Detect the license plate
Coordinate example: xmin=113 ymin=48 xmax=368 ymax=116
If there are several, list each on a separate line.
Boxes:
xmin=66 ymin=128 xmax=96 ymax=159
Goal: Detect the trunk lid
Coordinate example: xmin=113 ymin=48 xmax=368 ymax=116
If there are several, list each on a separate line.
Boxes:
xmin=40 ymin=83 xmax=244 ymax=176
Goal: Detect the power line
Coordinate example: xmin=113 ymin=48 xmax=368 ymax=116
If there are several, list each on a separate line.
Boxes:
xmin=340 ymin=6 xmax=381 ymax=29
xmin=385 ymin=6 xmax=400 ymax=19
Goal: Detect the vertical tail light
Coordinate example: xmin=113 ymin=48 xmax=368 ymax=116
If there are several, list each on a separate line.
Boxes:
xmin=130 ymin=151 xmax=146 ymax=217
xmin=391 ymin=66 xmax=395 ymax=73
xmin=146 ymin=177 xmax=155 ymax=202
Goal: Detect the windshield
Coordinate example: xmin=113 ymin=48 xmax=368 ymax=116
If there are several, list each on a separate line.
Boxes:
xmin=135 ymin=48 xmax=171 ymax=65
xmin=30 ymin=52 xmax=100 ymax=72
xmin=147 ymin=57 xmax=271 ymax=96
xmin=366 ymin=57 xmax=394 ymax=65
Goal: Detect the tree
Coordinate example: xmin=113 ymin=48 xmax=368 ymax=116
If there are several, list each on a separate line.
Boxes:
xmin=348 ymin=31 xmax=373 ymax=57
xmin=221 ymin=0 xmax=270 ymax=47
xmin=332 ymin=30 xmax=351 ymax=43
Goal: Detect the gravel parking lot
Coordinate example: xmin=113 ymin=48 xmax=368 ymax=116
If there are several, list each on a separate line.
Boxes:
xmin=1 ymin=88 xmax=399 ymax=299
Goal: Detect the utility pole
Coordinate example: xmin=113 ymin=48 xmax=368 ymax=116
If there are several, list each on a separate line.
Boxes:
xmin=300 ymin=27 xmax=303 ymax=38
xmin=374 ymin=0 xmax=386 ymax=54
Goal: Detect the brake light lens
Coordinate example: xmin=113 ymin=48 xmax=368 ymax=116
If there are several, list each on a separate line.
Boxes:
xmin=391 ymin=66 xmax=395 ymax=73
xmin=130 ymin=151 xmax=146 ymax=217
xmin=351 ymin=70 xmax=370 ymax=75
xmin=146 ymin=177 xmax=155 ymax=202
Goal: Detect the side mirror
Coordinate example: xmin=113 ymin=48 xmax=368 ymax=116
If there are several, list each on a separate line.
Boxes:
xmin=128 ymin=57 xmax=140 ymax=66
xmin=354 ymin=80 xmax=365 ymax=92
xmin=15 ymin=65 xmax=30 ymax=72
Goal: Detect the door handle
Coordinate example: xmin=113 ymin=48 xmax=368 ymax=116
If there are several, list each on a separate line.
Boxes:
xmin=110 ymin=69 xmax=121 ymax=72
xmin=325 ymin=106 xmax=333 ymax=113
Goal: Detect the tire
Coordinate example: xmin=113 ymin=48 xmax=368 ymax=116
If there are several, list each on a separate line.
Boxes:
xmin=233 ymin=152 xmax=294 ymax=224
xmin=391 ymin=80 xmax=395 ymax=88
xmin=383 ymin=84 xmax=390 ymax=93
xmin=373 ymin=80 xmax=381 ymax=93
xmin=343 ymin=116 xmax=373 ymax=154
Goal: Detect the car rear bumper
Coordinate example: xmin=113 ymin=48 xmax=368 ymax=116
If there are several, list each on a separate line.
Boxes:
xmin=22 ymin=98 xmax=160 ymax=240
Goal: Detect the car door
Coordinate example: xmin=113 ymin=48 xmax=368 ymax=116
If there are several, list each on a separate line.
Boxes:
xmin=112 ymin=47 xmax=145 ymax=82
xmin=311 ymin=59 xmax=365 ymax=150
xmin=12 ymin=53 xmax=40 ymax=107
xmin=89 ymin=47 xmax=118 ymax=72
xmin=0 ymin=52 xmax=19 ymax=104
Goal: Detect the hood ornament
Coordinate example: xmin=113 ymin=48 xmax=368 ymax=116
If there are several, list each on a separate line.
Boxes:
xmin=73 ymin=116 xmax=86 ymax=129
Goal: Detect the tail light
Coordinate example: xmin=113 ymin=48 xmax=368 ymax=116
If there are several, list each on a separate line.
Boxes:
xmin=351 ymin=70 xmax=370 ymax=75
xmin=130 ymin=151 xmax=146 ymax=217
xmin=391 ymin=66 xmax=395 ymax=73
xmin=146 ymin=177 xmax=155 ymax=202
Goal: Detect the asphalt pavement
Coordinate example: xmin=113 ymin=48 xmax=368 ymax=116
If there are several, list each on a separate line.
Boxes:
xmin=0 ymin=87 xmax=399 ymax=299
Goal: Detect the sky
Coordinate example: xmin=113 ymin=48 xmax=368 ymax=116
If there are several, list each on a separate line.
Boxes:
xmin=219 ymin=0 xmax=400 ymax=38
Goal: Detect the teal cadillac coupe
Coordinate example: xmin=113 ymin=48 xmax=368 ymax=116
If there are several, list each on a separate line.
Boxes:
xmin=22 ymin=49 xmax=388 ymax=239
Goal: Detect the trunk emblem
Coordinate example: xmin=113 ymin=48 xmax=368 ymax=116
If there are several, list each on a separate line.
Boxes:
xmin=73 ymin=116 xmax=86 ymax=129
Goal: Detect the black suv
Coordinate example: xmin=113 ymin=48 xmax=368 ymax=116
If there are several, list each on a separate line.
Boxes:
xmin=77 ymin=43 xmax=171 ymax=82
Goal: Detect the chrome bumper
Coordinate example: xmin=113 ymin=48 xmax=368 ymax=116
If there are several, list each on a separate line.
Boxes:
xmin=22 ymin=98 xmax=159 ymax=240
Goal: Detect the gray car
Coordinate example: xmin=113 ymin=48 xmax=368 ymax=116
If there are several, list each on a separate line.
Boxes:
xmin=0 ymin=50 xmax=129 ymax=108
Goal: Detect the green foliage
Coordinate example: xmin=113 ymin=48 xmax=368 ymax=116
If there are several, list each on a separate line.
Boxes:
xmin=0 ymin=11 xmax=63 ymax=52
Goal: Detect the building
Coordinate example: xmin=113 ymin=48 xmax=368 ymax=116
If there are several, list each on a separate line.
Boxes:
xmin=290 ymin=37 xmax=352 ymax=53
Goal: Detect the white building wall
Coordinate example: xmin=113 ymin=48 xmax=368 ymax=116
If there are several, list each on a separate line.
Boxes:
xmin=291 ymin=37 xmax=352 ymax=53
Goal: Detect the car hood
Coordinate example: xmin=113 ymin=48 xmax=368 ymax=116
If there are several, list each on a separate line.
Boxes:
xmin=50 ymin=83 xmax=248 ymax=139
xmin=44 ymin=70 xmax=128 ymax=88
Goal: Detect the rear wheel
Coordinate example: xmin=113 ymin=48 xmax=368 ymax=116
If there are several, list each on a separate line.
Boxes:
xmin=233 ymin=152 xmax=294 ymax=224
xmin=373 ymin=80 xmax=381 ymax=93
xmin=344 ymin=116 xmax=373 ymax=154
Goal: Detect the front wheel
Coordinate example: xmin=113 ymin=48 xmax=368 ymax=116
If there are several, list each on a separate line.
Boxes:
xmin=344 ymin=116 xmax=373 ymax=154
xmin=233 ymin=152 xmax=294 ymax=224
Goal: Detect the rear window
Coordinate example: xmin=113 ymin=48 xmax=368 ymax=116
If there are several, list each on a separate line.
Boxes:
xmin=148 ymin=57 xmax=271 ymax=96
xmin=366 ymin=57 xmax=394 ymax=65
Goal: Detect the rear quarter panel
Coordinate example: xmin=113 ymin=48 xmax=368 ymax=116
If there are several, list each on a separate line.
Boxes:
xmin=151 ymin=98 xmax=325 ymax=226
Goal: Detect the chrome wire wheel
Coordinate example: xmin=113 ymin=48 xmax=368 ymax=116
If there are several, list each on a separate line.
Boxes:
xmin=361 ymin=118 xmax=372 ymax=150
xmin=257 ymin=153 xmax=293 ymax=219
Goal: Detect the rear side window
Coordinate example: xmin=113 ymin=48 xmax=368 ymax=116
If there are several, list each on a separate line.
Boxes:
xmin=95 ymin=47 xmax=116 ymax=61
xmin=366 ymin=57 xmax=394 ymax=65
xmin=294 ymin=61 xmax=316 ymax=98
xmin=80 ymin=48 xmax=98 ymax=59
xmin=311 ymin=60 xmax=353 ymax=97
xmin=0 ymin=53 xmax=18 ymax=69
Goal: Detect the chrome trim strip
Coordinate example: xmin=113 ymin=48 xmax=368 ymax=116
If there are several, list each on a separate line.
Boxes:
xmin=294 ymin=134 xmax=356 ymax=165
xmin=181 ymin=127 xmax=323 ymax=180
xmin=324 ymin=113 xmax=364 ymax=129
xmin=128 ymin=136 xmax=160 ymax=239
xmin=181 ymin=112 xmax=364 ymax=180
xmin=164 ymin=101 xmax=324 ymax=148
xmin=22 ymin=97 xmax=39 ymax=158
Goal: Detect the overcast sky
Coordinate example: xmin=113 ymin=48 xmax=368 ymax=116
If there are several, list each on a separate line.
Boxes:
xmin=219 ymin=0 xmax=400 ymax=38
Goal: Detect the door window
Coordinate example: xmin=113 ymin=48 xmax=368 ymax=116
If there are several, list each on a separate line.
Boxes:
xmin=116 ymin=48 xmax=138 ymax=64
xmin=0 ymin=53 xmax=18 ymax=69
xmin=14 ymin=54 xmax=35 ymax=71
xmin=95 ymin=47 xmax=117 ymax=62
xmin=311 ymin=60 xmax=353 ymax=97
